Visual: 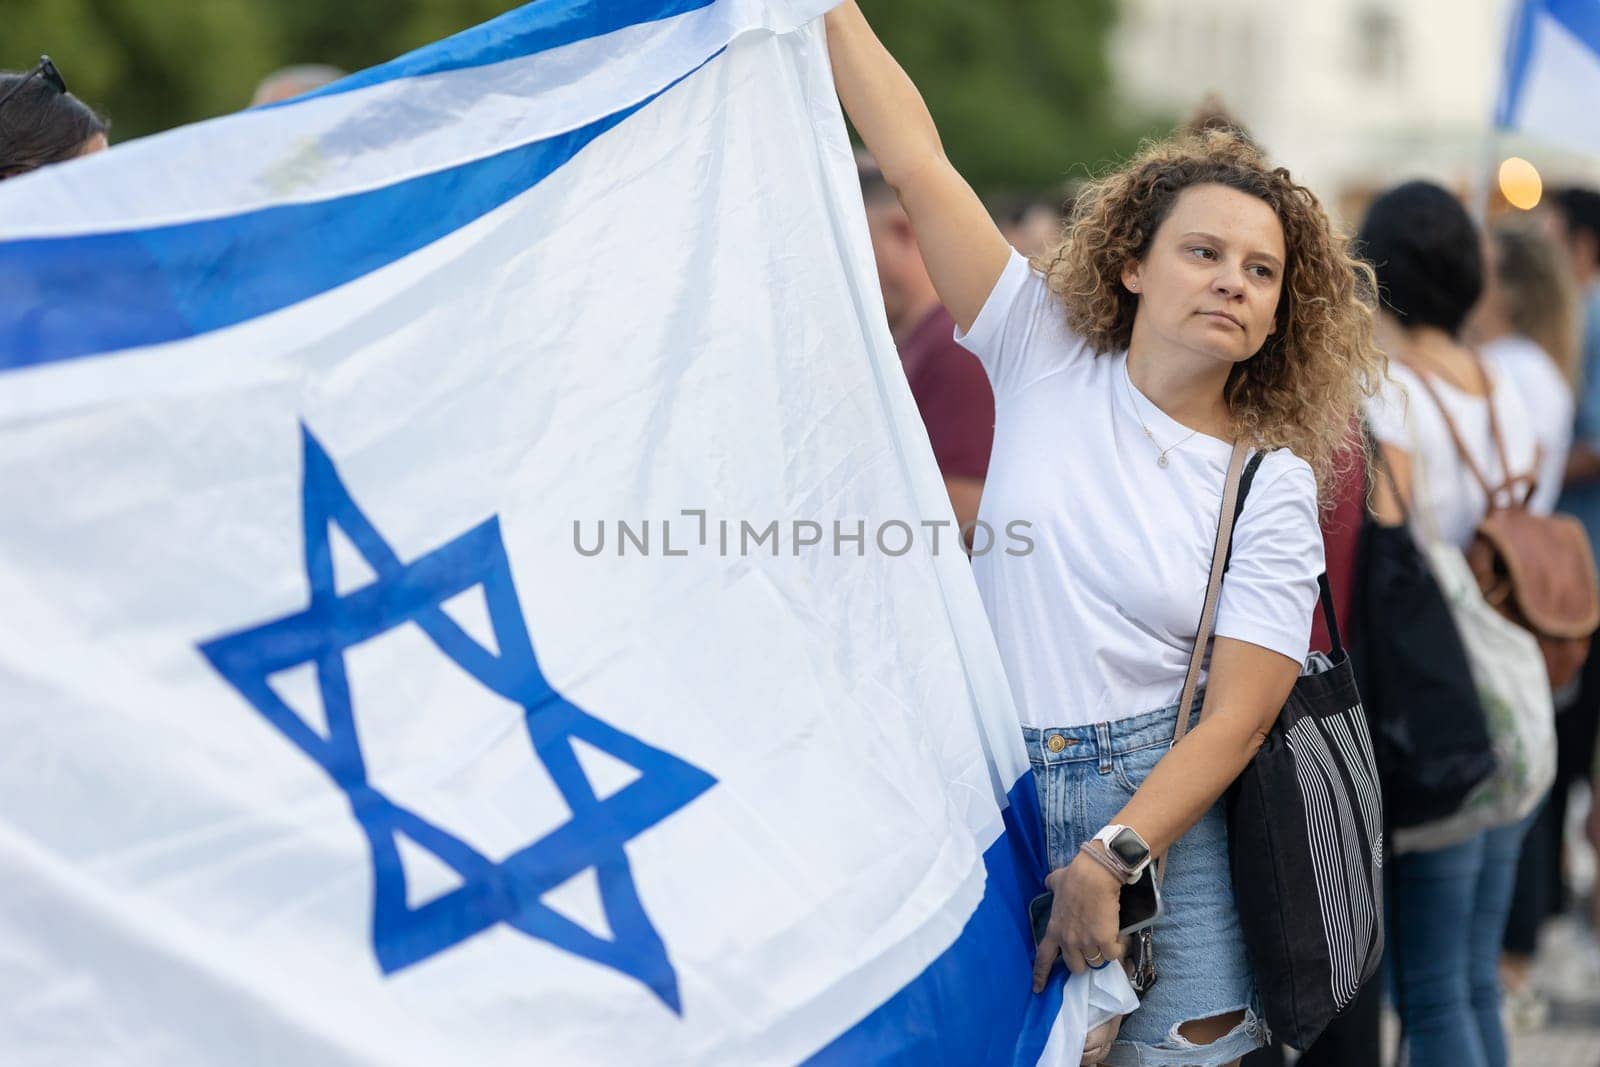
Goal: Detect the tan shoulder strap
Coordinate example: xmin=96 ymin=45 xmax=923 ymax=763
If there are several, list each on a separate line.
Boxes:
xmin=1173 ymin=440 xmax=1251 ymax=749
xmin=1409 ymin=368 xmax=1499 ymax=501
xmin=1410 ymin=359 xmax=1536 ymax=510
xmin=1154 ymin=440 xmax=1249 ymax=889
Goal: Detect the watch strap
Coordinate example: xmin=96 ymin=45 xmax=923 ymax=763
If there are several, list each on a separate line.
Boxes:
xmin=1079 ymin=839 xmax=1134 ymax=884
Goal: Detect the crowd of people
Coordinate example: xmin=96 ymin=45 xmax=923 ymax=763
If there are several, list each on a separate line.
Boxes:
xmin=877 ymin=154 xmax=1600 ymax=1067
xmin=884 ymin=173 xmax=1600 ymax=1067
xmin=8 ymin=7 xmax=1600 ymax=1065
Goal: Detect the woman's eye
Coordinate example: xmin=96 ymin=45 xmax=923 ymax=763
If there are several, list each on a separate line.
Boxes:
xmin=1249 ymin=265 xmax=1274 ymax=278
xmin=1188 ymin=247 xmax=1216 ymax=260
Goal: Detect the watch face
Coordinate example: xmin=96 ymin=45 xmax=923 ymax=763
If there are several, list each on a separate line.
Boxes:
xmin=1109 ymin=828 xmax=1149 ymax=868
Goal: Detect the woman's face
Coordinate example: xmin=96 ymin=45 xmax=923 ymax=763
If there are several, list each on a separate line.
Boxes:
xmin=1121 ymin=183 xmax=1286 ymax=367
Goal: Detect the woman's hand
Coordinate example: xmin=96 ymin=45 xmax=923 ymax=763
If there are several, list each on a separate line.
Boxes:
xmin=1031 ymin=849 xmax=1124 ymax=993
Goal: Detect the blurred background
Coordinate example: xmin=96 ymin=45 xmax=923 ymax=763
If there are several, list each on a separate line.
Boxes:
xmin=5 ymin=0 xmax=1597 ymax=227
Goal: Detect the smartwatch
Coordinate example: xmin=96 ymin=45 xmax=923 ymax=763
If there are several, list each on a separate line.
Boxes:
xmin=1091 ymin=824 xmax=1152 ymax=883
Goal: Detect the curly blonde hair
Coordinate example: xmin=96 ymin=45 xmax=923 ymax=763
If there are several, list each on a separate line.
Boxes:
xmin=1032 ymin=130 xmax=1383 ymax=498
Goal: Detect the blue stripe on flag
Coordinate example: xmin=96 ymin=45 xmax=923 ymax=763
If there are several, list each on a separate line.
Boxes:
xmin=1498 ymin=0 xmax=1542 ymax=127
xmin=805 ymin=775 xmax=1063 ymax=1066
xmin=0 ymin=62 xmax=713 ymax=373
xmin=1499 ymin=0 xmax=1600 ymax=127
xmin=1549 ymin=0 xmax=1600 ymax=52
xmin=283 ymin=0 xmax=717 ymax=105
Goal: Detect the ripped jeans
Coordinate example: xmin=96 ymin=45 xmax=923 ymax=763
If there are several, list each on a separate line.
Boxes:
xmin=1025 ymin=699 xmax=1268 ymax=1067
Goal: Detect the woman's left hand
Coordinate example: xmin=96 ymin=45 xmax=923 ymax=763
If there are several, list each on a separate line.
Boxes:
xmin=1032 ymin=849 xmax=1124 ymax=993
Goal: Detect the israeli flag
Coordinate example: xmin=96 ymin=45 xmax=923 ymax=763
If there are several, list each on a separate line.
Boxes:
xmin=0 ymin=0 xmax=1134 ymax=1062
xmin=1498 ymin=0 xmax=1600 ymax=156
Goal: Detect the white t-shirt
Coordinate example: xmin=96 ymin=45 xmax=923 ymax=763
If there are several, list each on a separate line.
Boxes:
xmin=1481 ymin=335 xmax=1572 ymax=517
xmin=1364 ymin=360 xmax=1542 ymax=549
xmin=956 ymin=251 xmax=1323 ymax=728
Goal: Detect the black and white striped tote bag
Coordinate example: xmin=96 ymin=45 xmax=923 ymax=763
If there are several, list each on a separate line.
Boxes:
xmin=1187 ymin=449 xmax=1385 ymax=1050
xmin=1226 ymin=584 xmax=1384 ymax=1049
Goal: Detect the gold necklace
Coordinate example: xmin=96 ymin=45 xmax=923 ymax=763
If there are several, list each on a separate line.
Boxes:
xmin=1123 ymin=367 xmax=1199 ymax=469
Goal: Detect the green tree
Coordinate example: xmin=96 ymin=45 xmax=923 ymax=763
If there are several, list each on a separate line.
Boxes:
xmin=2 ymin=0 xmax=277 ymax=139
xmin=2 ymin=0 xmax=1146 ymax=192
xmin=1 ymin=0 xmax=519 ymax=140
xmin=863 ymin=0 xmax=1154 ymax=194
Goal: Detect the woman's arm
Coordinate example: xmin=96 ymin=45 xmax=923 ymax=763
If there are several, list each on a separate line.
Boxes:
xmin=1032 ymin=637 xmax=1299 ymax=989
xmin=823 ymin=2 xmax=1011 ymax=332
xmin=1100 ymin=639 xmax=1299 ymax=852
xmin=1369 ymin=442 xmax=1414 ymax=525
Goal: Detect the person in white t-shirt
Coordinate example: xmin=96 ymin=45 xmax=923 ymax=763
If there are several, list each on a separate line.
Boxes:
xmin=823 ymin=6 xmax=1383 ymax=1064
xmin=1360 ymin=183 xmax=1542 ymax=1067
xmin=1467 ymin=219 xmax=1580 ymax=518
xmin=1464 ymin=213 xmax=1582 ymax=1067
xmin=1465 ymin=240 xmax=1578 ymax=1031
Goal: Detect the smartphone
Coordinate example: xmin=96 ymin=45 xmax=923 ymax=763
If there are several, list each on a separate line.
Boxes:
xmin=1116 ymin=868 xmax=1161 ymax=935
xmin=1029 ymin=868 xmax=1163 ymax=948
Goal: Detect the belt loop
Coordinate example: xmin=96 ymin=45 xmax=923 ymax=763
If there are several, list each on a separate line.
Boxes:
xmin=1095 ymin=722 xmax=1113 ymax=774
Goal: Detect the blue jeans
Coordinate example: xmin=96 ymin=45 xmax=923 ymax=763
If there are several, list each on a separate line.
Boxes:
xmin=1025 ymin=698 xmax=1267 ymax=1066
xmin=1389 ymin=812 xmax=1535 ymax=1067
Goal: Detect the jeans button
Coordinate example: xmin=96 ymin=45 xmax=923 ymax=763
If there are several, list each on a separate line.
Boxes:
xmin=1046 ymin=735 xmax=1067 ymax=753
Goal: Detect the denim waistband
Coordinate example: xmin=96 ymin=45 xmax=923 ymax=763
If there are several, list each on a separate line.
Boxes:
xmin=1021 ymin=692 xmax=1204 ymax=766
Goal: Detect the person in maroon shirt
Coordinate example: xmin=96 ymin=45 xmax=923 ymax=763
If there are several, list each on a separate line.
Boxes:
xmin=860 ymin=158 xmax=995 ymax=536
xmin=1313 ymin=440 xmax=1364 ymax=650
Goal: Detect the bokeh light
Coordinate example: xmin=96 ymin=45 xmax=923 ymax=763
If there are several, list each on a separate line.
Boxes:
xmin=1497 ymin=156 xmax=1543 ymax=210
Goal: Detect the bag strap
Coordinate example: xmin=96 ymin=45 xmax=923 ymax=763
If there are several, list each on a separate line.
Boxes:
xmin=1173 ymin=441 xmax=1252 ymax=752
xmin=1155 ymin=442 xmax=1344 ymax=888
xmin=1408 ymin=367 xmax=1499 ymax=500
xmin=1408 ymin=359 xmax=1534 ymax=510
xmin=1369 ymin=408 xmax=1453 ymax=548
xmin=1367 ymin=421 xmax=1427 ymax=532
xmin=1471 ymin=354 xmax=1519 ymax=503
xmin=1366 ymin=424 xmax=1403 ymax=516
xmin=1149 ymin=442 xmax=1249 ymax=892
xmin=1186 ymin=448 xmax=1348 ymax=707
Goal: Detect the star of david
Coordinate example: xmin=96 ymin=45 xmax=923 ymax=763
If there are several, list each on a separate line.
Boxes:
xmin=198 ymin=426 xmax=714 ymax=1012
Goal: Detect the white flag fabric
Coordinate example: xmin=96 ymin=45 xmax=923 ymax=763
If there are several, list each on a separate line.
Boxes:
xmin=1497 ymin=0 xmax=1600 ymax=156
xmin=0 ymin=1 xmax=1134 ymax=1063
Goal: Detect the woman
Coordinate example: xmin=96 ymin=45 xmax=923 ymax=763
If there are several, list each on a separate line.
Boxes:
xmin=0 ymin=56 xmax=108 ymax=180
xmin=1469 ymin=219 xmax=1580 ymax=517
xmin=1467 ymin=219 xmax=1582 ymax=1030
xmin=1361 ymin=183 xmax=1543 ymax=1067
xmin=824 ymin=6 xmax=1381 ymax=1064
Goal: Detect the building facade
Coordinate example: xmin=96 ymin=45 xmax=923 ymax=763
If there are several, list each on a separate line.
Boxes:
xmin=1108 ymin=0 xmax=1594 ymax=221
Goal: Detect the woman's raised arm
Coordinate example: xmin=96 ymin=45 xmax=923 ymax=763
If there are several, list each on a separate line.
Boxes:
xmin=824 ymin=2 xmax=1013 ymax=333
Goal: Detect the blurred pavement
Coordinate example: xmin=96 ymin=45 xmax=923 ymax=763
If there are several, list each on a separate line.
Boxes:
xmin=1511 ymin=915 xmax=1600 ymax=1065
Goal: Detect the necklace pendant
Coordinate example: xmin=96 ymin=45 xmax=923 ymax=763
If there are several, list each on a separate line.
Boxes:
xmin=1157 ymin=453 xmax=1170 ymax=469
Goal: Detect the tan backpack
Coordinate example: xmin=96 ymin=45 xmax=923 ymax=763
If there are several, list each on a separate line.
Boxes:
xmin=1413 ymin=362 xmax=1600 ymax=690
